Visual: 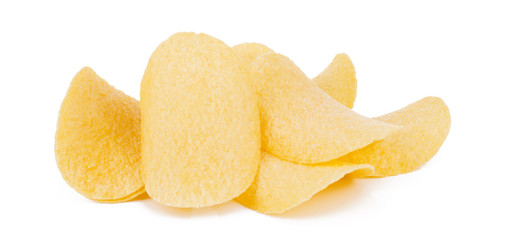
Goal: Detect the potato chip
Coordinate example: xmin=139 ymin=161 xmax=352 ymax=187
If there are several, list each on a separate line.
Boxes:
xmin=236 ymin=151 xmax=373 ymax=214
xmin=234 ymin=44 xmax=448 ymax=175
xmin=251 ymin=53 xmax=400 ymax=164
xmin=140 ymin=33 xmax=261 ymax=207
xmin=233 ymin=43 xmax=357 ymax=108
xmin=312 ymin=54 xmax=357 ymax=108
xmin=55 ymin=67 xmax=144 ymax=202
xmin=339 ymin=97 xmax=451 ymax=177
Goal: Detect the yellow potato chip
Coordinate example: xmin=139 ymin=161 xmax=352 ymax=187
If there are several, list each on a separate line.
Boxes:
xmin=251 ymin=53 xmax=400 ymax=164
xmin=140 ymin=33 xmax=261 ymax=207
xmin=339 ymin=97 xmax=451 ymax=177
xmin=233 ymin=43 xmax=357 ymax=108
xmin=233 ymin=43 xmax=274 ymax=64
xmin=312 ymin=54 xmax=357 ymax=108
xmin=55 ymin=67 xmax=144 ymax=203
xmin=236 ymin=151 xmax=373 ymax=214
xmin=234 ymin=44 xmax=448 ymax=175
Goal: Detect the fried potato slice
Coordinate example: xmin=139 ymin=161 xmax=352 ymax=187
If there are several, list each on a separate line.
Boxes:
xmin=251 ymin=53 xmax=400 ymax=164
xmin=234 ymin=44 xmax=449 ymax=175
xmin=140 ymin=33 xmax=261 ymax=208
xmin=339 ymin=97 xmax=451 ymax=177
xmin=312 ymin=54 xmax=357 ymax=108
xmin=55 ymin=67 xmax=143 ymax=202
xmin=236 ymin=151 xmax=373 ymax=214
xmin=233 ymin=43 xmax=356 ymax=108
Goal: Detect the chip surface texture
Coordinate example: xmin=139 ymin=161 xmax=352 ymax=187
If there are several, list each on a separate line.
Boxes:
xmin=339 ymin=97 xmax=451 ymax=176
xmin=251 ymin=53 xmax=400 ymax=164
xmin=236 ymin=151 xmax=374 ymax=214
xmin=233 ymin=43 xmax=274 ymax=64
xmin=312 ymin=53 xmax=357 ymax=108
xmin=233 ymin=43 xmax=357 ymax=108
xmin=141 ymin=33 xmax=261 ymax=207
xmin=55 ymin=67 xmax=144 ymax=202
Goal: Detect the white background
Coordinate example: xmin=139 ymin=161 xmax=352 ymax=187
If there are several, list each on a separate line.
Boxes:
xmin=1 ymin=1 xmax=506 ymax=239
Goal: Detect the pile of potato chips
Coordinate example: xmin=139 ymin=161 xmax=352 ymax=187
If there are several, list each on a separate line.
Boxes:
xmin=55 ymin=32 xmax=450 ymax=214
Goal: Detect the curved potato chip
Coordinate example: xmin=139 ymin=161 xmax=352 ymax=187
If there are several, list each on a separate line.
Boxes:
xmin=233 ymin=43 xmax=274 ymax=64
xmin=235 ymin=44 xmax=448 ymax=175
xmin=251 ymin=53 xmax=400 ymax=164
xmin=339 ymin=97 xmax=451 ymax=177
xmin=312 ymin=54 xmax=357 ymax=108
xmin=233 ymin=43 xmax=357 ymax=108
xmin=236 ymin=151 xmax=374 ymax=214
xmin=140 ymin=33 xmax=261 ymax=208
xmin=55 ymin=67 xmax=144 ymax=202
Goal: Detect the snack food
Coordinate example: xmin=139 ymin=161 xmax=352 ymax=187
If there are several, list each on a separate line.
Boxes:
xmin=233 ymin=43 xmax=356 ymax=108
xmin=251 ymin=53 xmax=400 ymax=164
xmin=312 ymin=53 xmax=357 ymax=108
xmin=55 ymin=67 xmax=144 ymax=202
xmin=234 ymin=43 xmax=449 ymax=176
xmin=236 ymin=151 xmax=373 ymax=214
xmin=55 ymin=33 xmax=451 ymax=214
xmin=339 ymin=97 xmax=451 ymax=177
xmin=140 ymin=33 xmax=261 ymax=207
